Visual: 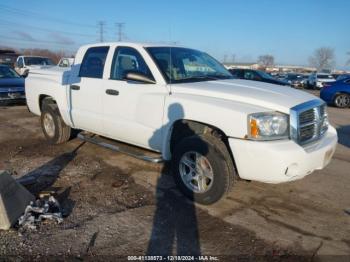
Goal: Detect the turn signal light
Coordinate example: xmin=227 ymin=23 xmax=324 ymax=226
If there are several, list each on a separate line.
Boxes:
xmin=250 ymin=119 xmax=259 ymax=138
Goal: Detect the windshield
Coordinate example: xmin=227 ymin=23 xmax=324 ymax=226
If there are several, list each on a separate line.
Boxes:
xmin=286 ymin=74 xmax=301 ymax=80
xmin=24 ymin=57 xmax=55 ymax=66
xmin=317 ymin=74 xmax=333 ymax=79
xmin=146 ymin=47 xmax=233 ymax=83
xmin=0 ymin=66 xmax=20 ymax=79
xmin=337 ymin=74 xmax=350 ymax=81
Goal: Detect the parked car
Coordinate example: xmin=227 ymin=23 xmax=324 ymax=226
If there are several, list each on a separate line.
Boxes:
xmin=307 ymin=73 xmax=335 ymax=89
xmin=283 ymin=73 xmax=306 ymax=88
xmin=57 ymin=58 xmax=74 ymax=68
xmin=299 ymin=75 xmax=310 ymax=88
xmin=320 ymin=77 xmax=350 ymax=108
xmin=25 ymin=43 xmax=337 ymax=204
xmin=336 ymin=74 xmax=350 ymax=81
xmin=15 ymin=56 xmax=55 ymax=77
xmin=0 ymin=64 xmax=25 ymax=104
xmin=229 ymin=68 xmax=290 ymax=86
xmin=0 ymin=49 xmax=19 ymax=69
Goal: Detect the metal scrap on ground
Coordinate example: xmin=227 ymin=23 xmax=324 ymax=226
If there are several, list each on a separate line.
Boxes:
xmin=18 ymin=195 xmax=63 ymax=230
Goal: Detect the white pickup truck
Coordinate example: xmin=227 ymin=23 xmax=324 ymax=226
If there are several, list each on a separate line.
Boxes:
xmin=15 ymin=55 xmax=55 ymax=77
xmin=26 ymin=42 xmax=338 ymax=204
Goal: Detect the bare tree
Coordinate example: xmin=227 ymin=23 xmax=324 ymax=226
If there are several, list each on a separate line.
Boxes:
xmin=309 ymin=47 xmax=335 ymax=71
xmin=257 ymin=55 xmax=274 ymax=68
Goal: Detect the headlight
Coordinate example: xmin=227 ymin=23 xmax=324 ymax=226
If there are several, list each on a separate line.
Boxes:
xmin=248 ymin=112 xmax=289 ymax=140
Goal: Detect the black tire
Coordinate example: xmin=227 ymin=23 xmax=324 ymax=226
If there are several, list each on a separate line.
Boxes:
xmin=172 ymin=134 xmax=235 ymax=205
xmin=333 ymin=93 xmax=350 ymax=108
xmin=40 ymin=99 xmax=71 ymax=144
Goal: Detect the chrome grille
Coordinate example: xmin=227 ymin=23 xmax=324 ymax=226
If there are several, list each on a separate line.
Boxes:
xmin=299 ymin=124 xmax=316 ymax=141
xmin=299 ymin=108 xmax=316 ymax=125
xmin=290 ymin=100 xmax=328 ymax=145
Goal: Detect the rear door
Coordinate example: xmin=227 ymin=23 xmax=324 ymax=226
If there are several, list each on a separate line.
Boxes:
xmin=70 ymin=46 xmax=109 ymax=133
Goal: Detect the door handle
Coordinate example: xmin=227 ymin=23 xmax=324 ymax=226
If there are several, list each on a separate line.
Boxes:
xmin=105 ymin=89 xmax=119 ymax=96
xmin=70 ymin=85 xmax=80 ymax=90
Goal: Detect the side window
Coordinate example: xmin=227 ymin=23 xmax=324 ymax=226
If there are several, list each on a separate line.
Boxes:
xmin=110 ymin=47 xmax=154 ymax=81
xmin=79 ymin=46 xmax=109 ymax=78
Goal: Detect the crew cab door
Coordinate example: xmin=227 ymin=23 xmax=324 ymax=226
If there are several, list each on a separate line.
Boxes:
xmin=69 ymin=46 xmax=109 ymax=133
xmin=101 ymin=46 xmax=167 ymax=151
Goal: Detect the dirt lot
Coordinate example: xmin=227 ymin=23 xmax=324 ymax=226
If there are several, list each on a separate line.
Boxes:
xmin=0 ymin=92 xmax=349 ymax=261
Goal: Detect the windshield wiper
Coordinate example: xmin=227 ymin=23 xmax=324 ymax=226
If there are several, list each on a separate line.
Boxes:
xmin=206 ymin=74 xmax=233 ymax=79
xmin=179 ymin=75 xmax=220 ymax=81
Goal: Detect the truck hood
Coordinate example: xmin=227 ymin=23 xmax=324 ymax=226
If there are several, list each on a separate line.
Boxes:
xmin=26 ymin=65 xmax=55 ymax=70
xmin=171 ymin=79 xmax=319 ymax=113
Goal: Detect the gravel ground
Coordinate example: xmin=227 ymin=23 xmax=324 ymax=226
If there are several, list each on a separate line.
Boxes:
xmin=0 ymin=90 xmax=349 ymax=261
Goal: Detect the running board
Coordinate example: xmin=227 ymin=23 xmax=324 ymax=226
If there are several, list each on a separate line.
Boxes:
xmin=77 ymin=133 xmax=164 ymax=163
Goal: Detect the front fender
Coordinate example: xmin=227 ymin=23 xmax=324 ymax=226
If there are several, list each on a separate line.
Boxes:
xmin=161 ymin=93 xmax=271 ymax=160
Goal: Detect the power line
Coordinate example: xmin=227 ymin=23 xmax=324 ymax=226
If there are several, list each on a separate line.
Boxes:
xmin=1 ymin=36 xmax=81 ymax=45
xmin=0 ymin=19 xmax=96 ymax=38
xmin=98 ymin=21 xmax=105 ymax=42
xmin=115 ymin=22 xmax=125 ymax=41
xmin=0 ymin=4 xmax=96 ymax=28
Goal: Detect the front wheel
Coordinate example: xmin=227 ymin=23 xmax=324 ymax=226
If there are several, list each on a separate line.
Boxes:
xmin=334 ymin=93 xmax=350 ymax=108
xmin=172 ymin=134 xmax=234 ymax=205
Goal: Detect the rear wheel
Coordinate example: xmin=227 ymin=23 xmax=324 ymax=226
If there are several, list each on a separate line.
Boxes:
xmin=334 ymin=93 xmax=350 ymax=108
xmin=40 ymin=99 xmax=71 ymax=144
xmin=172 ymin=134 xmax=234 ymax=205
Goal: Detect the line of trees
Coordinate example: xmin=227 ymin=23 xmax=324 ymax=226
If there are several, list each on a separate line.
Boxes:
xmin=0 ymin=45 xmax=73 ymax=64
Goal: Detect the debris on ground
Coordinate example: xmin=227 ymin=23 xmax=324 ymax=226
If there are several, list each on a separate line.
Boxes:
xmin=18 ymin=195 xmax=63 ymax=230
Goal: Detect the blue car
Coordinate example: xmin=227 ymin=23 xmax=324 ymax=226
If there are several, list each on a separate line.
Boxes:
xmin=320 ymin=77 xmax=350 ymax=108
xmin=0 ymin=64 xmax=25 ymax=104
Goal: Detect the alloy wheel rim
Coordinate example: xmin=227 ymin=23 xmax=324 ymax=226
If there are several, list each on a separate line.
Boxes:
xmin=179 ymin=151 xmax=214 ymax=194
xmin=336 ymin=95 xmax=350 ymax=107
xmin=43 ymin=113 xmax=55 ymax=137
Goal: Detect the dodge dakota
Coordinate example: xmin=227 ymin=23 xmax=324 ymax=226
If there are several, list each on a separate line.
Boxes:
xmin=25 ymin=43 xmax=338 ymax=204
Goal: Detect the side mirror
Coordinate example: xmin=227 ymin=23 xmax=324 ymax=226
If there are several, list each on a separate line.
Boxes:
xmin=22 ymin=70 xmax=29 ymax=78
xmin=125 ymin=72 xmax=156 ymax=84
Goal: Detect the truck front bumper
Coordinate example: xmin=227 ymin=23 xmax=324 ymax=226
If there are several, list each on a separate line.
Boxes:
xmin=229 ymin=126 xmax=338 ymax=183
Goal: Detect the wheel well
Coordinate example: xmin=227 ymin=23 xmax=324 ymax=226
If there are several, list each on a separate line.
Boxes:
xmin=169 ymin=119 xmax=238 ymax=175
xmin=169 ymin=120 xmax=228 ymax=153
xmin=39 ymin=95 xmax=55 ymax=112
xmin=332 ymin=92 xmax=350 ymax=101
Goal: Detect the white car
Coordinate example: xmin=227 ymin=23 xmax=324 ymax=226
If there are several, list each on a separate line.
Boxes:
xmin=25 ymin=43 xmax=338 ymax=204
xmin=307 ymin=73 xmax=335 ymax=89
xmin=15 ymin=56 xmax=55 ymax=77
xmin=57 ymin=58 xmax=74 ymax=68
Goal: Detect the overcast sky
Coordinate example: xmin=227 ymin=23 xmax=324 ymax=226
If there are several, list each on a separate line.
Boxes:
xmin=0 ymin=0 xmax=349 ymax=69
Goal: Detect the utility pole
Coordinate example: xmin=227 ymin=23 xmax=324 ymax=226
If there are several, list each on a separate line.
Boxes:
xmin=223 ymin=54 xmax=228 ymax=63
xmin=115 ymin=22 xmax=125 ymax=41
xmin=98 ymin=21 xmax=105 ymax=42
